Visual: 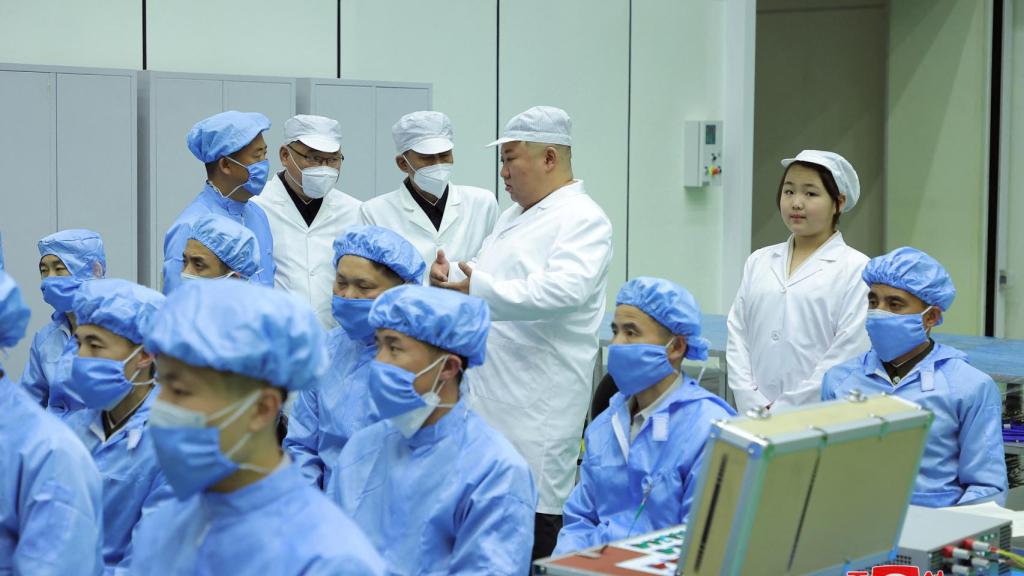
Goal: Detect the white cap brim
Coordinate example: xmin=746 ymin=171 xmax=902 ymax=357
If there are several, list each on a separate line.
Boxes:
xmin=408 ymin=136 xmax=454 ymax=155
xmin=296 ymin=135 xmax=341 ymax=153
xmin=486 ymin=131 xmax=572 ymax=148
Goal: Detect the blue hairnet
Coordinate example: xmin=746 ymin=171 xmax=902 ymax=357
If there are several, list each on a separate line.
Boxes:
xmin=0 ymin=271 xmax=30 ymax=349
xmin=187 ymin=111 xmax=271 ymax=163
xmin=616 ymin=277 xmax=709 ymax=361
xmin=144 ymin=280 xmax=327 ymax=391
xmin=189 ymin=213 xmax=261 ymax=278
xmin=863 ymin=247 xmax=956 ymax=312
xmin=369 ymin=285 xmax=489 ymax=368
xmin=332 ymin=225 xmax=426 ymax=284
xmin=73 ymin=279 xmax=164 ymax=345
xmin=38 ymin=229 xmax=106 ymax=279
xmin=0 ymin=232 xmax=5 ymax=271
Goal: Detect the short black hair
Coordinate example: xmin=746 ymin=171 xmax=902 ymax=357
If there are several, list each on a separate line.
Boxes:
xmin=776 ymin=161 xmax=843 ymax=230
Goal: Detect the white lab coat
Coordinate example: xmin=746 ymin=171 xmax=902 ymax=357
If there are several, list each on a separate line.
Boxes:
xmin=252 ymin=173 xmax=362 ymax=328
xmin=726 ymin=231 xmax=870 ymax=413
xmin=358 ymin=182 xmax=498 ymax=283
xmin=450 ymin=180 xmax=613 ymax=515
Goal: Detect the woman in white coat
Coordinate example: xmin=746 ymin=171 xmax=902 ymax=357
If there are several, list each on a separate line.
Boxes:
xmin=727 ymin=150 xmax=871 ymax=413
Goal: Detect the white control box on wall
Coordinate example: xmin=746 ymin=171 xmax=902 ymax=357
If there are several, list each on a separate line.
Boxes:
xmin=684 ymin=120 xmax=723 ymax=187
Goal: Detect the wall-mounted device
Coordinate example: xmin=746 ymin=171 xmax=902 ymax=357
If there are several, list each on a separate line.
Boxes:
xmin=684 ymin=120 xmax=723 ymax=188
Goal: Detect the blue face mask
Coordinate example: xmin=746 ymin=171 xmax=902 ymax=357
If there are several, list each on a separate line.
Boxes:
xmin=865 ymin=306 xmax=934 ymax=363
xmin=40 ymin=276 xmax=83 ymax=314
xmin=226 ymin=157 xmax=270 ymax=197
xmin=606 ymin=340 xmax=678 ymax=396
xmin=147 ymin=392 xmax=270 ymax=499
xmin=67 ymin=345 xmax=154 ymax=410
xmin=368 ymin=355 xmax=451 ymax=438
xmin=332 ymin=296 xmax=376 ymax=343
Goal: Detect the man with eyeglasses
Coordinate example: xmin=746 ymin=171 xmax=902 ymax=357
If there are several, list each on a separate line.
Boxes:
xmin=253 ymin=115 xmax=362 ymax=328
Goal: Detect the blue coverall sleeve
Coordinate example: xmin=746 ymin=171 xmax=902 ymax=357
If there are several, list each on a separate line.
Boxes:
xmin=15 ymin=443 xmax=104 ymax=575
xmin=161 ymin=222 xmax=191 ymax=295
xmin=449 ymin=477 xmax=536 ymax=575
xmin=19 ymin=331 xmax=50 ymax=406
xmin=552 ymin=440 xmax=604 ymax=555
xmin=283 ymin=389 xmax=325 ymax=489
xmin=112 ymin=474 xmax=174 ymax=575
xmin=956 ymin=375 xmax=1008 ymax=505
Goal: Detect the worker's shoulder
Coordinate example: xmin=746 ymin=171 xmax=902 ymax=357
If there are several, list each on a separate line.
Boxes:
xmin=822 ymin=354 xmax=869 ymax=389
xmin=464 ymin=410 xmax=532 ymax=472
xmin=670 ymin=382 xmax=736 ymax=421
xmin=4 ymin=388 xmax=97 ymax=478
xmin=325 ymin=188 xmax=362 ymax=209
xmin=359 ymin=187 xmax=403 ymax=209
xmin=452 ymin=184 xmax=497 ymax=205
xmin=932 ymin=346 xmax=996 ymax=395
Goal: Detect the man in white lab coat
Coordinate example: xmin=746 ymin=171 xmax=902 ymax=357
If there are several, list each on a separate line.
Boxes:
xmin=360 ymin=111 xmax=498 ymax=283
xmin=253 ymin=115 xmax=362 ymax=328
xmin=431 ymin=105 xmax=613 ymax=561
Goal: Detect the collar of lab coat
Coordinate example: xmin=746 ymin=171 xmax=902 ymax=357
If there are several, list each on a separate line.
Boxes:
xmin=497 ymin=180 xmax=585 ymax=237
xmin=768 ymin=231 xmax=848 ymax=288
xmin=86 ymin=385 xmax=158 ymax=449
xmin=609 ymin=374 xmax=719 ymax=459
xmin=398 ymin=180 xmax=465 ymax=237
xmin=405 ymin=397 xmax=469 ymax=450
xmin=860 ymin=342 xmax=967 ymax=392
xmin=202 ymin=182 xmax=245 ymax=216
xmin=258 ymin=173 xmax=348 ymax=228
xmin=201 ymin=453 xmax=296 ymax=515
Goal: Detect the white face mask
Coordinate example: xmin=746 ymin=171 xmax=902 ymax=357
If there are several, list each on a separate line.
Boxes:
xmin=404 ymin=154 xmax=452 ymax=201
xmin=389 ymin=354 xmax=456 ymax=438
xmin=181 ymin=270 xmax=236 ymax=282
xmin=286 ymin=153 xmax=339 ymax=200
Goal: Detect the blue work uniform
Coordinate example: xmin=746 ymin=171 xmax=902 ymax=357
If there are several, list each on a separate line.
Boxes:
xmin=20 ymin=312 xmax=80 ymax=413
xmin=129 ymin=460 xmax=384 ymax=575
xmin=162 ymin=183 xmax=275 ymax=293
xmin=555 ymin=376 xmax=736 ymax=554
xmin=821 ymin=343 xmax=1007 ymax=507
xmin=62 ymin=389 xmax=172 ymax=574
xmin=285 ymin=327 xmax=379 ymax=490
xmin=332 ymin=397 xmax=537 ymax=575
xmin=0 ymin=374 xmax=104 ymax=575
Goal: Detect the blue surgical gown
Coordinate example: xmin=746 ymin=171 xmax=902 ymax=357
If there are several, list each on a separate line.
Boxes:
xmin=554 ymin=376 xmax=736 ymax=555
xmin=161 ymin=183 xmax=275 ymax=293
xmin=19 ymin=313 xmax=79 ymax=413
xmin=129 ymin=460 xmax=384 ymax=575
xmin=332 ymin=397 xmax=537 ymax=575
xmin=285 ymin=327 xmax=379 ymax=490
xmin=62 ymin=388 xmax=172 ymax=574
xmin=0 ymin=374 xmax=104 ymax=575
xmin=821 ymin=342 xmax=1007 ymax=507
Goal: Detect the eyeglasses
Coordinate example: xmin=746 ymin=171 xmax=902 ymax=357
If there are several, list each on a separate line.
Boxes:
xmin=288 ymin=145 xmax=344 ymax=168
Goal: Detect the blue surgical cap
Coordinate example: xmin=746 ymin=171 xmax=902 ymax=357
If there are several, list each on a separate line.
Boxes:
xmin=333 ymin=225 xmax=426 ymax=284
xmin=616 ymin=277 xmax=709 ymax=361
xmin=0 ymin=271 xmax=30 ymax=349
xmin=187 ymin=111 xmax=271 ymax=163
xmin=369 ymin=285 xmax=489 ymax=368
xmin=38 ymin=229 xmax=106 ymax=279
xmin=0 ymin=232 xmax=5 ymax=271
xmin=73 ymin=279 xmax=164 ymax=345
xmin=863 ymin=247 xmax=957 ymax=312
xmin=189 ymin=214 xmax=261 ymax=278
xmin=144 ymin=280 xmax=327 ymax=391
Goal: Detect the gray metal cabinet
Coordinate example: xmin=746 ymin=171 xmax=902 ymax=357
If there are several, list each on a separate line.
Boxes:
xmin=138 ymin=71 xmax=296 ymax=288
xmin=0 ymin=64 xmax=137 ymax=378
xmin=297 ymin=79 xmax=431 ymax=201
